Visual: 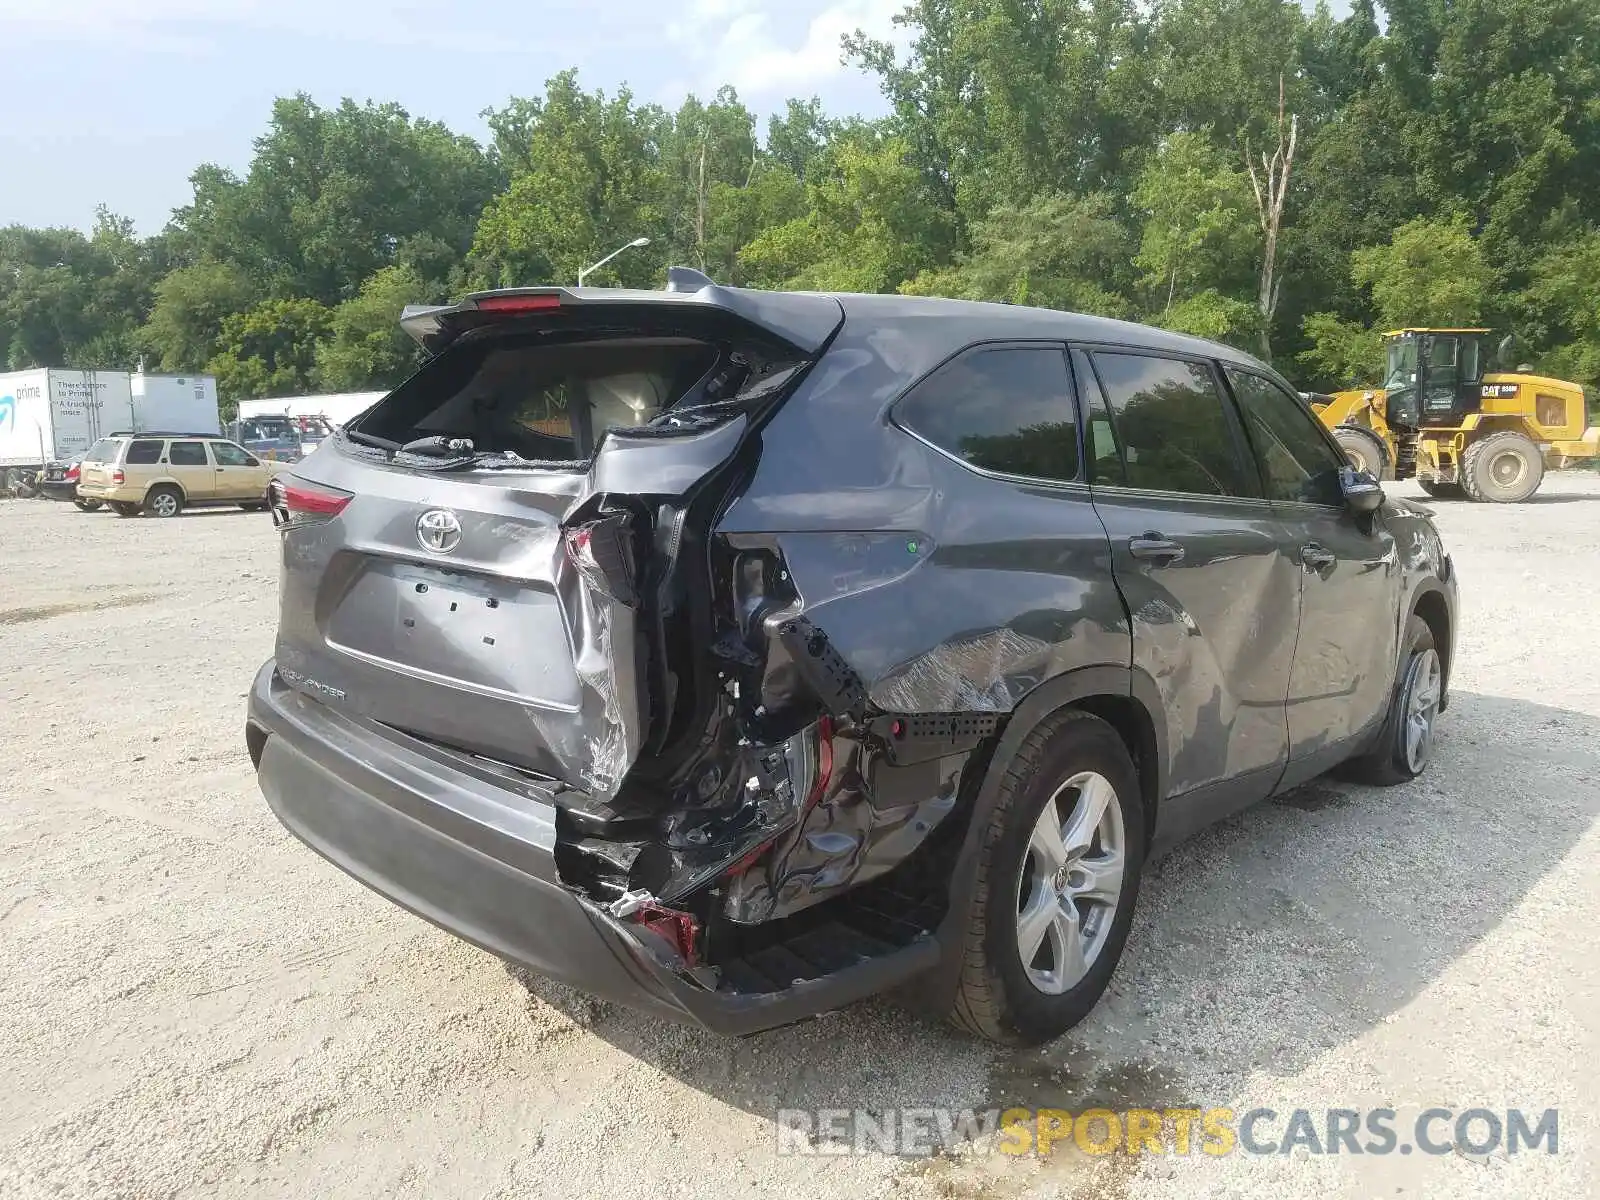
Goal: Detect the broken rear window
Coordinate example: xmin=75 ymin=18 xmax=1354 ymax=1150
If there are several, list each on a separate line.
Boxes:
xmin=354 ymin=335 xmax=721 ymax=463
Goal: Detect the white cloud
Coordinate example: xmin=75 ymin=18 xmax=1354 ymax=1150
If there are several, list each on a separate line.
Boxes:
xmin=669 ymin=0 xmax=910 ymax=97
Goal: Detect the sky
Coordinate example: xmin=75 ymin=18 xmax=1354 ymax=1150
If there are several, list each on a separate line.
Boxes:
xmin=0 ymin=0 xmax=907 ymax=236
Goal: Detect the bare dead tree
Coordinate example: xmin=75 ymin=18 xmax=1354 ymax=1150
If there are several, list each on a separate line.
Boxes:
xmin=1246 ymin=76 xmax=1298 ymax=360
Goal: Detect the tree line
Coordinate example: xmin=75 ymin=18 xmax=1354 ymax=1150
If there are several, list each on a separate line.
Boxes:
xmin=4 ymin=0 xmax=1600 ymax=411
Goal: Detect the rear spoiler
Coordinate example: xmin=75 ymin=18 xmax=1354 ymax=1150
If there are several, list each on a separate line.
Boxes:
xmin=399 ymin=268 xmax=844 ymax=358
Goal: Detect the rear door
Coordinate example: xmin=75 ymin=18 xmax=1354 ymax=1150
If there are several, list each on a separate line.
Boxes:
xmin=1076 ymin=347 xmax=1297 ymax=815
xmin=272 ymin=288 xmax=843 ymax=800
xmin=1222 ymin=365 xmax=1401 ymax=764
xmin=167 ymin=440 xmax=215 ymax=500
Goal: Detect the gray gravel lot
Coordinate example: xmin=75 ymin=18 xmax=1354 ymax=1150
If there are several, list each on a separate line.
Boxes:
xmin=2 ymin=478 xmax=1598 ymax=1199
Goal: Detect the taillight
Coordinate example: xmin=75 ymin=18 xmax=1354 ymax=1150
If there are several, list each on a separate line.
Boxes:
xmin=271 ymin=476 xmax=352 ymax=529
xmin=564 ymin=514 xmax=638 ymax=605
xmin=65 ymin=464 xmax=79 ymax=482
xmin=112 ymin=469 xmax=124 ymax=485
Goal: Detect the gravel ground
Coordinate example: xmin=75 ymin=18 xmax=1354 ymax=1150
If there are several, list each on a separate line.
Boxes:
xmin=2 ymin=478 xmax=1597 ymax=1199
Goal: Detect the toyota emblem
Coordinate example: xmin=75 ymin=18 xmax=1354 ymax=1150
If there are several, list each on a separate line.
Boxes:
xmin=416 ymin=508 xmax=462 ymax=554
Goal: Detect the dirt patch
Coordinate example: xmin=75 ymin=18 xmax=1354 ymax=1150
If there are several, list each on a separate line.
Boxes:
xmin=0 ymin=591 xmax=162 ymax=626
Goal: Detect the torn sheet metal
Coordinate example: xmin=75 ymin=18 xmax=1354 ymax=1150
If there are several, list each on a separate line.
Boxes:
xmin=721 ymin=731 xmax=965 ymax=924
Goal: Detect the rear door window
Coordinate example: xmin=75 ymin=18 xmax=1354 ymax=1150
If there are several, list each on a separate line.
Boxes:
xmin=169 ymin=441 xmax=210 ymax=466
xmin=125 ymin=440 xmax=163 ymax=465
xmin=1088 ymin=352 xmax=1252 ymax=497
xmin=894 ymin=344 xmax=1080 ymax=483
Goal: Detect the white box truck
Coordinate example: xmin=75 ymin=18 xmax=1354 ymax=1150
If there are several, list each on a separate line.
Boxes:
xmin=1 ymin=368 xmax=221 ymax=493
xmin=1 ymin=368 xmax=134 ymax=482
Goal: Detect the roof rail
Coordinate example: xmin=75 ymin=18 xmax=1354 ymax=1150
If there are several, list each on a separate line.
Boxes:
xmin=105 ymin=430 xmax=222 ymax=438
xmin=665 ymin=266 xmax=716 ymax=293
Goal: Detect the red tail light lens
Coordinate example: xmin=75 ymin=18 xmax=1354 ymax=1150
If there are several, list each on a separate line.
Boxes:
xmin=564 ymin=514 xmax=638 ymax=605
xmin=112 ymin=469 xmax=124 ymax=485
xmin=270 ymin=477 xmax=352 ymax=529
xmin=477 ymin=293 xmax=562 ymax=314
xmin=66 ymin=464 xmax=79 ymax=481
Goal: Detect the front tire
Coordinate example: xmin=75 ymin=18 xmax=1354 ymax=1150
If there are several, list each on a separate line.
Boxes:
xmin=1460 ymin=431 xmax=1543 ymax=503
xmin=948 ymin=711 xmax=1145 ymax=1045
xmin=1342 ymin=615 xmax=1441 ymax=786
xmin=1334 ymin=425 xmax=1392 ymax=481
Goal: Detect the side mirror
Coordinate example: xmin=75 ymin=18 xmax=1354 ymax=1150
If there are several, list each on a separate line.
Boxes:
xmin=1342 ymin=467 xmax=1385 ymax=515
xmin=245 ymin=456 xmax=261 ymax=467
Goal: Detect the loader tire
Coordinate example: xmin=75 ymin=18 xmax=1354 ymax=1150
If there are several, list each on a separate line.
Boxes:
xmin=1334 ymin=425 xmax=1392 ymax=481
xmin=1460 ymin=431 xmax=1543 ymax=503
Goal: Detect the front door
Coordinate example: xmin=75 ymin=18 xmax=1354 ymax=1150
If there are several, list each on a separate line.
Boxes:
xmin=210 ymin=439 xmax=268 ymax=500
xmin=1076 ymin=348 xmax=1297 ymax=821
xmin=166 ymin=440 xmax=215 ymax=501
xmin=1223 ymin=366 xmax=1402 ymax=769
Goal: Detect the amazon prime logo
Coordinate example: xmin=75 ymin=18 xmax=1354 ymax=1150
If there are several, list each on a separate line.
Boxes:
xmin=416 ymin=508 xmax=462 ymax=554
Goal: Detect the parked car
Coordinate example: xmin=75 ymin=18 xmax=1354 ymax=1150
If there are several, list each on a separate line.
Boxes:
xmin=247 ymin=274 xmax=1458 ymax=1045
xmin=77 ymin=432 xmax=280 ymax=517
xmin=35 ymin=456 xmax=100 ymax=509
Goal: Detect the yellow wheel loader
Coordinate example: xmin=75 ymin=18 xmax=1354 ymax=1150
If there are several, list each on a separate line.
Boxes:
xmin=1308 ymin=328 xmax=1598 ymax=502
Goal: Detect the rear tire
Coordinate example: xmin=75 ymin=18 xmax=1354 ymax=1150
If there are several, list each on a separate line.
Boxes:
xmin=73 ymin=498 xmax=102 ymax=512
xmin=110 ymin=501 xmax=141 ymax=518
xmin=1460 ymin=431 xmax=1543 ymax=503
xmin=1334 ymin=425 xmax=1392 ymax=481
xmin=1418 ymin=480 xmax=1463 ymax=499
xmin=144 ymin=486 xmax=183 ymax=518
xmin=1341 ymin=616 xmax=1441 ymax=786
xmin=947 ymin=711 xmax=1145 ymax=1045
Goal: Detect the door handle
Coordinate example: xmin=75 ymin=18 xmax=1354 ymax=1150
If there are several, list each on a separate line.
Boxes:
xmin=1301 ymin=543 xmax=1337 ymax=572
xmin=1128 ymin=533 xmax=1185 ymax=565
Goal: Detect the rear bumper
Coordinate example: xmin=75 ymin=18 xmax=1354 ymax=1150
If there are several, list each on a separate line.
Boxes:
xmin=247 ymin=661 xmax=932 ymax=1034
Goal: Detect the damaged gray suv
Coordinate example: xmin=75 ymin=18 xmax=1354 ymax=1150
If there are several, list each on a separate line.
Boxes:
xmin=247 ymin=269 xmax=1458 ymax=1045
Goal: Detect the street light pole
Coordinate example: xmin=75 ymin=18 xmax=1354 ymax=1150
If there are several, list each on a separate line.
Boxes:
xmin=578 ymin=237 xmax=651 ymax=287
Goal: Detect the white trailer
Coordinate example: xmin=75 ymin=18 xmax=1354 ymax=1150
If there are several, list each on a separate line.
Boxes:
xmin=237 ymin=392 xmax=385 ymax=430
xmin=130 ymin=371 xmax=221 ymax=437
xmin=1 ymin=368 xmax=222 ymax=492
xmin=1 ymin=368 xmax=134 ymax=475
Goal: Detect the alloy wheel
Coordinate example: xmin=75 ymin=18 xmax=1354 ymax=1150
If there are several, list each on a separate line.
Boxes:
xmin=1403 ymin=647 xmax=1442 ymax=774
xmin=1015 ymin=771 xmax=1125 ymax=995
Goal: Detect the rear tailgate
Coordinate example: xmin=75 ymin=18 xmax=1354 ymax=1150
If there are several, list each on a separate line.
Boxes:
xmin=271 ymin=284 xmax=842 ymax=799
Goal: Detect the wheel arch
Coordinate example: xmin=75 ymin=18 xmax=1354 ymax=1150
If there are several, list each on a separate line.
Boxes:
xmin=922 ymin=664 xmax=1167 ymax=1011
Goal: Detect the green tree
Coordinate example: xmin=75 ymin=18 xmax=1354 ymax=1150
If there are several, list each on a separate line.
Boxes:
xmin=140 ymin=260 xmax=262 ymax=373
xmin=1132 ymin=133 xmax=1258 ymax=327
xmin=901 ymin=192 xmax=1134 ymax=316
xmin=314 ymin=265 xmax=430 ymax=391
xmin=739 ymin=133 xmax=953 ymax=293
xmin=207 ymin=298 xmax=332 ymax=402
xmin=1297 ymin=311 xmax=1385 ymax=388
xmin=172 ymin=95 xmax=500 ymax=305
xmin=471 ymin=73 xmax=670 ymax=288
xmin=1352 ymin=215 xmax=1494 ymax=329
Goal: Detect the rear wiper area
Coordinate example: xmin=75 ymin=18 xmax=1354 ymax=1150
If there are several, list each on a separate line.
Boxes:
xmin=400 ymin=435 xmax=476 ymax=457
